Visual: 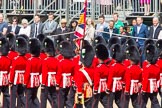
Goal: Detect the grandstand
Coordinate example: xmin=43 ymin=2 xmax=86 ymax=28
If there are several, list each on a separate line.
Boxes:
xmin=0 ymin=0 xmax=162 ymax=25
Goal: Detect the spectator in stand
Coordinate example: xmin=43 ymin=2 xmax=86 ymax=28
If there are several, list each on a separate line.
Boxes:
xmin=85 ymin=18 xmax=95 ymax=45
xmin=113 ymin=13 xmax=124 ymax=34
xmin=95 ymin=15 xmax=108 ymax=37
xmin=132 ymin=17 xmax=149 ymax=48
xmin=140 ymin=0 xmax=150 ymax=15
xmin=43 ymin=12 xmax=58 ymax=36
xmin=30 ymin=14 xmax=44 ymax=38
xmin=119 ymin=26 xmax=130 ymax=44
xmin=69 ymin=20 xmax=78 ymax=50
xmin=0 ymin=13 xmax=8 ymax=36
xmin=149 ymin=17 xmax=162 ymax=39
xmin=130 ymin=19 xmax=137 ymax=35
xmin=7 ymin=16 xmax=20 ymax=36
xmin=18 ymin=19 xmax=31 ymax=37
xmin=55 ymin=19 xmax=70 ymax=41
xmin=103 ymin=20 xmax=118 ymax=43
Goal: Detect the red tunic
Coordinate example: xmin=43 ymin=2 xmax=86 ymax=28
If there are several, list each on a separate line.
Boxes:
xmin=0 ymin=56 xmax=11 ymax=86
xmin=124 ymin=65 xmax=142 ymax=95
xmin=94 ymin=63 xmax=109 ymax=93
xmin=10 ymin=56 xmax=27 ymax=85
xmin=40 ymin=53 xmax=47 ymax=60
xmin=24 ymin=57 xmax=42 ymax=88
xmin=8 ymin=51 xmax=18 ymax=60
xmin=56 ymin=54 xmax=64 ymax=61
xmin=25 ymin=53 xmax=31 ymax=59
xmin=107 ymin=62 xmax=126 ymax=92
xmin=157 ymin=58 xmax=162 ymax=87
xmin=142 ymin=64 xmax=160 ymax=93
xmin=56 ymin=58 xmax=75 ymax=88
xmin=123 ymin=59 xmax=131 ymax=67
xmin=42 ymin=57 xmax=58 ymax=87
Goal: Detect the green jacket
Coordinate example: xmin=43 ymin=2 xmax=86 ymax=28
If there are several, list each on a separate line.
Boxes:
xmin=114 ymin=20 xmax=124 ymax=34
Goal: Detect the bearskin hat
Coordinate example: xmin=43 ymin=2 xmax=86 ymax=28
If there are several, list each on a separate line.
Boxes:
xmin=80 ymin=45 xmax=95 ymax=67
xmin=145 ymin=44 xmax=158 ymax=64
xmin=43 ymin=38 xmax=55 ymax=56
xmin=108 ymin=37 xmax=121 ymax=49
xmin=60 ymin=41 xmax=74 ymax=58
xmin=16 ymin=34 xmax=29 ymax=42
xmin=82 ymin=40 xmax=91 ymax=47
xmin=6 ymin=33 xmax=16 ymax=51
xmin=126 ymin=46 xmax=140 ymax=65
xmin=144 ymin=39 xmax=155 ymax=48
xmin=93 ymin=36 xmax=107 ymax=47
xmin=125 ymin=38 xmax=137 ymax=47
xmin=0 ymin=37 xmax=9 ymax=56
xmin=110 ymin=44 xmax=123 ymax=63
xmin=15 ymin=37 xmax=28 ymax=55
xmin=95 ymin=44 xmax=109 ymax=61
xmin=29 ymin=38 xmax=41 ymax=57
xmin=156 ymin=39 xmax=162 ymax=58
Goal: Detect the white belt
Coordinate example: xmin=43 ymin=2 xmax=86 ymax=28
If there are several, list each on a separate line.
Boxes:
xmin=0 ymin=71 xmax=8 ymax=86
xmin=48 ymin=72 xmax=56 ymax=87
xmin=112 ymin=77 xmax=122 ymax=92
xmin=98 ymin=78 xmax=107 ymax=93
xmin=62 ymin=73 xmax=71 ymax=88
xmin=14 ymin=70 xmax=25 ymax=85
xmin=149 ymin=79 xmax=156 ymax=93
xmin=30 ymin=72 xmax=39 ymax=88
xmin=130 ymin=80 xmax=139 ymax=95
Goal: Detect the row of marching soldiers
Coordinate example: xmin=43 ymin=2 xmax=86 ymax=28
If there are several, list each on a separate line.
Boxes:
xmin=0 ymin=32 xmax=162 ymax=108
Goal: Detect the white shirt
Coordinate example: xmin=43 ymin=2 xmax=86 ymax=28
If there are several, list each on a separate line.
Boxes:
xmin=11 ymin=25 xmax=17 ymax=33
xmin=137 ymin=24 xmax=142 ymax=34
xmin=19 ymin=26 xmax=31 ymax=37
xmin=153 ymin=24 xmax=159 ymax=39
xmin=109 ymin=29 xmax=113 ymax=38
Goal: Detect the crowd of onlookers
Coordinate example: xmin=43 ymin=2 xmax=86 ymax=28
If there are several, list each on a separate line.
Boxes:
xmin=0 ymin=12 xmax=161 ymax=49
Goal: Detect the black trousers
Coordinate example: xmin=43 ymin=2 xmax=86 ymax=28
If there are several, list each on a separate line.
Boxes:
xmin=58 ymin=87 xmax=70 ymax=108
xmin=140 ymin=92 xmax=160 ymax=108
xmin=25 ymin=87 xmax=40 ymax=108
xmin=10 ymin=84 xmax=26 ymax=108
xmin=40 ymin=86 xmax=58 ymax=108
xmin=123 ymin=93 xmax=140 ymax=108
xmin=0 ymin=86 xmax=10 ymax=108
xmin=91 ymin=92 xmax=108 ymax=108
xmin=108 ymin=91 xmax=122 ymax=108
xmin=66 ymin=87 xmax=76 ymax=108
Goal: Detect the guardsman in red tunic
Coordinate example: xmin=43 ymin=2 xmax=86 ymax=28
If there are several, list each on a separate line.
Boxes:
xmin=92 ymin=44 xmax=109 ymax=108
xmin=40 ymin=37 xmax=58 ymax=108
xmin=106 ymin=44 xmax=126 ymax=108
xmin=123 ymin=46 xmax=142 ymax=108
xmin=56 ymin=41 xmax=75 ymax=108
xmin=156 ymin=39 xmax=162 ymax=107
xmin=75 ymin=42 xmax=95 ymax=108
xmin=140 ymin=44 xmax=161 ymax=108
xmin=0 ymin=37 xmax=11 ymax=108
xmin=10 ymin=37 xmax=28 ymax=108
xmin=24 ymin=38 xmax=42 ymax=108
xmin=6 ymin=33 xmax=18 ymax=60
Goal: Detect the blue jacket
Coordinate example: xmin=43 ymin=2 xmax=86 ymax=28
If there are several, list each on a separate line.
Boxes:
xmin=132 ymin=24 xmax=149 ymax=47
xmin=103 ymin=28 xmax=118 ymax=42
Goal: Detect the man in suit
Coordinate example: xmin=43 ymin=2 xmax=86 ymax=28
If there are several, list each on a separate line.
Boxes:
xmin=132 ymin=17 xmax=149 ymax=48
xmin=149 ymin=17 xmax=162 ymax=39
xmin=43 ymin=12 xmax=58 ymax=37
xmin=30 ymin=14 xmax=44 ymax=38
xmin=55 ymin=19 xmax=70 ymax=41
xmin=7 ymin=17 xmax=20 ymax=36
xmin=103 ymin=20 xmax=118 ymax=43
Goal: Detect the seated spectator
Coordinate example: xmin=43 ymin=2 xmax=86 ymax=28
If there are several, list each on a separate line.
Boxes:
xmin=0 ymin=13 xmax=8 ymax=36
xmin=55 ymin=19 xmax=70 ymax=41
xmin=18 ymin=19 xmax=31 ymax=37
xmin=7 ymin=16 xmax=20 ymax=36
xmin=85 ymin=18 xmax=95 ymax=45
xmin=103 ymin=20 xmax=118 ymax=43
